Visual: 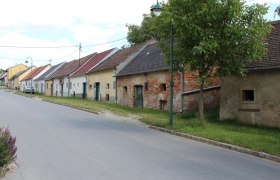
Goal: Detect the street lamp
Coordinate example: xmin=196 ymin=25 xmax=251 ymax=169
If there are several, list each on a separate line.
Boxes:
xmin=25 ymin=57 xmax=33 ymax=97
xmin=151 ymin=1 xmax=174 ymax=128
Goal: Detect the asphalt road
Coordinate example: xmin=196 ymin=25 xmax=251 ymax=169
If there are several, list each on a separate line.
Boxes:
xmin=0 ymin=90 xmax=280 ymax=180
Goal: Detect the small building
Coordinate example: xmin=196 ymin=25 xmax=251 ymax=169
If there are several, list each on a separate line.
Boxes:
xmin=220 ymin=20 xmax=280 ymax=128
xmin=7 ymin=64 xmax=28 ymax=88
xmin=70 ymin=48 xmax=117 ymax=98
xmin=20 ymin=65 xmax=51 ymax=91
xmin=0 ymin=72 xmax=7 ymax=87
xmin=12 ymin=67 xmax=36 ymax=90
xmin=34 ymin=62 xmax=65 ymax=94
xmin=86 ymin=44 xmax=145 ymax=102
xmin=50 ymin=56 xmax=92 ymax=97
xmin=115 ymin=43 xmax=220 ymax=112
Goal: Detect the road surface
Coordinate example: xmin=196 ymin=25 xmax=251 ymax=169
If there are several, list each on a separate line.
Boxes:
xmin=0 ymin=90 xmax=280 ymax=180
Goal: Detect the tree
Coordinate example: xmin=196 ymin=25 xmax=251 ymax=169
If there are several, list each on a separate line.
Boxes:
xmin=275 ymin=5 xmax=280 ymax=17
xmin=127 ymin=0 xmax=271 ymax=124
xmin=126 ymin=14 xmax=160 ymax=46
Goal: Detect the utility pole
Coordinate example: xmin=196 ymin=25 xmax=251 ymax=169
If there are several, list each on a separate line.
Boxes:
xmin=79 ymin=43 xmax=82 ymax=65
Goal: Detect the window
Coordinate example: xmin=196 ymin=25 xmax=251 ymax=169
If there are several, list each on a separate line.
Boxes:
xmin=73 ymin=84 xmax=75 ymax=87
xmin=69 ymin=82 xmax=72 ymax=89
xmin=106 ymin=94 xmax=109 ymax=101
xmin=144 ymin=82 xmax=148 ymax=91
xmin=160 ymin=83 xmax=167 ymax=91
xmin=66 ymin=83 xmax=68 ymax=88
xmin=106 ymin=83 xmax=110 ymax=89
xmin=242 ymin=90 xmax=254 ymax=101
xmin=123 ymin=86 xmax=128 ymax=93
xmin=77 ymin=83 xmax=79 ymax=87
xmin=113 ymin=81 xmax=116 ymax=89
xmin=89 ymin=84 xmax=92 ymax=89
xmin=46 ymin=83 xmax=48 ymax=89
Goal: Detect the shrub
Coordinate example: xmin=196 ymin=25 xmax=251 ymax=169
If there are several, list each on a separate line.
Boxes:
xmin=0 ymin=127 xmax=17 ymax=171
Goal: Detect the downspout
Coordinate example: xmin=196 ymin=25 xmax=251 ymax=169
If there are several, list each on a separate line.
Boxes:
xmin=178 ymin=70 xmax=184 ymax=112
xmin=85 ymin=74 xmax=88 ymax=99
xmin=115 ymin=76 xmax=118 ymax=104
xmin=68 ymin=76 xmax=70 ymax=97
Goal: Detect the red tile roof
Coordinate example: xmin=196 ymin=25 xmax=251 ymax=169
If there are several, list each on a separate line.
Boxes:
xmin=22 ymin=65 xmax=49 ymax=81
xmin=88 ymin=44 xmax=146 ymax=73
xmin=71 ymin=48 xmax=116 ymax=77
xmin=51 ymin=52 xmax=96 ymax=79
xmin=246 ymin=20 xmax=280 ymax=70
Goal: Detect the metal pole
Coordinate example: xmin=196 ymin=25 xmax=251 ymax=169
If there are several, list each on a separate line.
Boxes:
xmin=30 ymin=60 xmax=33 ymax=97
xmin=169 ymin=23 xmax=174 ymax=128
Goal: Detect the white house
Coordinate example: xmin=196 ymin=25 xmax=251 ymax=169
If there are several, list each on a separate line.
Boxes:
xmin=20 ymin=65 xmax=51 ymax=91
xmin=33 ymin=62 xmax=65 ymax=94
xmin=69 ymin=48 xmax=118 ymax=98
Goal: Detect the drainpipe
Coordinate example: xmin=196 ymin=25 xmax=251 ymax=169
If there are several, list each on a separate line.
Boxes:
xmin=68 ymin=76 xmax=70 ymax=97
xmin=178 ymin=70 xmax=184 ymax=112
xmin=115 ymin=77 xmax=118 ymax=104
xmin=85 ymin=74 xmax=88 ymax=99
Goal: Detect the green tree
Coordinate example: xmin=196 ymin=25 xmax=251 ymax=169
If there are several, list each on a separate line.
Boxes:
xmin=158 ymin=0 xmax=271 ymax=124
xmin=127 ymin=0 xmax=271 ymax=124
xmin=126 ymin=14 xmax=160 ymax=45
xmin=275 ymin=5 xmax=280 ymax=17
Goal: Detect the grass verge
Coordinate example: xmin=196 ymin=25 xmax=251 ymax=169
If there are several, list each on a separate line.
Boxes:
xmin=14 ymin=90 xmax=280 ymax=156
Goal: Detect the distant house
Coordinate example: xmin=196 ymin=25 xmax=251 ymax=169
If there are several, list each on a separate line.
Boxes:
xmin=70 ymin=48 xmax=117 ymax=98
xmin=34 ymin=62 xmax=65 ymax=94
xmin=12 ymin=67 xmax=36 ymax=90
xmin=49 ymin=55 xmax=94 ymax=97
xmin=20 ymin=65 xmax=51 ymax=91
xmin=7 ymin=64 xmax=28 ymax=88
xmin=115 ymin=43 xmax=220 ymax=112
xmin=86 ymin=44 xmax=145 ymax=102
xmin=220 ymin=20 xmax=280 ymax=128
xmin=0 ymin=72 xmax=7 ymax=87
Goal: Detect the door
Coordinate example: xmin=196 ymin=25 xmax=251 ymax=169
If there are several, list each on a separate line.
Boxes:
xmin=41 ymin=83 xmax=43 ymax=93
xmin=51 ymin=84 xmax=53 ymax=96
xmin=134 ymin=85 xmax=143 ymax=108
xmin=82 ymin=83 xmax=86 ymax=99
xmin=60 ymin=84 xmax=63 ymax=97
xmin=95 ymin=82 xmax=100 ymax=101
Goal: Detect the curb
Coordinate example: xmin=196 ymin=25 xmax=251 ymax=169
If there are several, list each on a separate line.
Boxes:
xmin=149 ymin=126 xmax=280 ymax=163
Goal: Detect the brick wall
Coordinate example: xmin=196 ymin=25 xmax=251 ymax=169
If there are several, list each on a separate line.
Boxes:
xmin=117 ymin=70 xmax=220 ymax=112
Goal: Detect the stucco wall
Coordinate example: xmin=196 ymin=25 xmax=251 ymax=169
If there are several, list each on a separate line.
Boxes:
xmin=7 ymin=64 xmax=28 ymax=87
xmin=45 ymin=80 xmax=53 ymax=96
xmin=87 ymin=70 xmax=116 ymax=103
xmin=220 ymin=70 xmax=280 ymax=128
xmin=70 ymin=76 xmax=86 ymax=97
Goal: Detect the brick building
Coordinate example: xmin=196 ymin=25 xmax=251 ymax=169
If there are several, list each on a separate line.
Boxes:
xmin=116 ymin=43 xmax=220 ymax=112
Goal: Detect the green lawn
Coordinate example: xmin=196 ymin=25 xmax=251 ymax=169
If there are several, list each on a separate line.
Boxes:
xmin=15 ymin=91 xmax=280 ymax=156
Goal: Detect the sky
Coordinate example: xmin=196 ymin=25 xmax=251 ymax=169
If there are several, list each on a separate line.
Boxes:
xmin=0 ymin=0 xmax=279 ymax=70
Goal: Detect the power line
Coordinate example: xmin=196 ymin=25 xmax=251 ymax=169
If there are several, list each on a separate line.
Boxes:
xmin=0 ymin=45 xmax=77 ymax=49
xmin=83 ymin=38 xmax=127 ymax=47
xmin=0 ymin=37 xmax=128 ymax=49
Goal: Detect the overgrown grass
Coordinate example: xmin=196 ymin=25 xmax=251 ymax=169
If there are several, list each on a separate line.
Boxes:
xmin=14 ymin=90 xmax=280 ymax=156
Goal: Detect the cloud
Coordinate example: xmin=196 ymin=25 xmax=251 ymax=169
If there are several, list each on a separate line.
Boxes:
xmin=0 ymin=0 xmax=278 ymax=69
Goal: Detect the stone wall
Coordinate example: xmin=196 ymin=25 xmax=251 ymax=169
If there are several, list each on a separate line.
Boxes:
xmin=117 ymin=70 xmax=220 ymax=112
xmin=220 ymin=70 xmax=280 ymax=128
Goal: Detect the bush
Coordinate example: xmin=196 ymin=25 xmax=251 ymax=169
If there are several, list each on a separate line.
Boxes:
xmin=0 ymin=127 xmax=17 ymax=171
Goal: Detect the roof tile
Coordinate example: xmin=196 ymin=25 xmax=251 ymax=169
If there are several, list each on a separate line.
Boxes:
xmin=22 ymin=65 xmax=49 ymax=81
xmin=116 ymin=43 xmax=168 ymax=77
xmin=89 ymin=44 xmax=145 ymax=73
xmin=246 ymin=20 xmax=280 ymax=70
xmin=71 ymin=48 xmax=116 ymax=77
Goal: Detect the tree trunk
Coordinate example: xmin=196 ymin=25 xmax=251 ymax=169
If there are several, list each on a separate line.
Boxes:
xmin=199 ymin=81 xmax=205 ymax=125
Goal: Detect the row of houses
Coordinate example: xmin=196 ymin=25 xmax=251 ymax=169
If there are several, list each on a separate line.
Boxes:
xmin=5 ymin=20 xmax=280 ymax=128
xmin=7 ymin=40 xmax=220 ymax=113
